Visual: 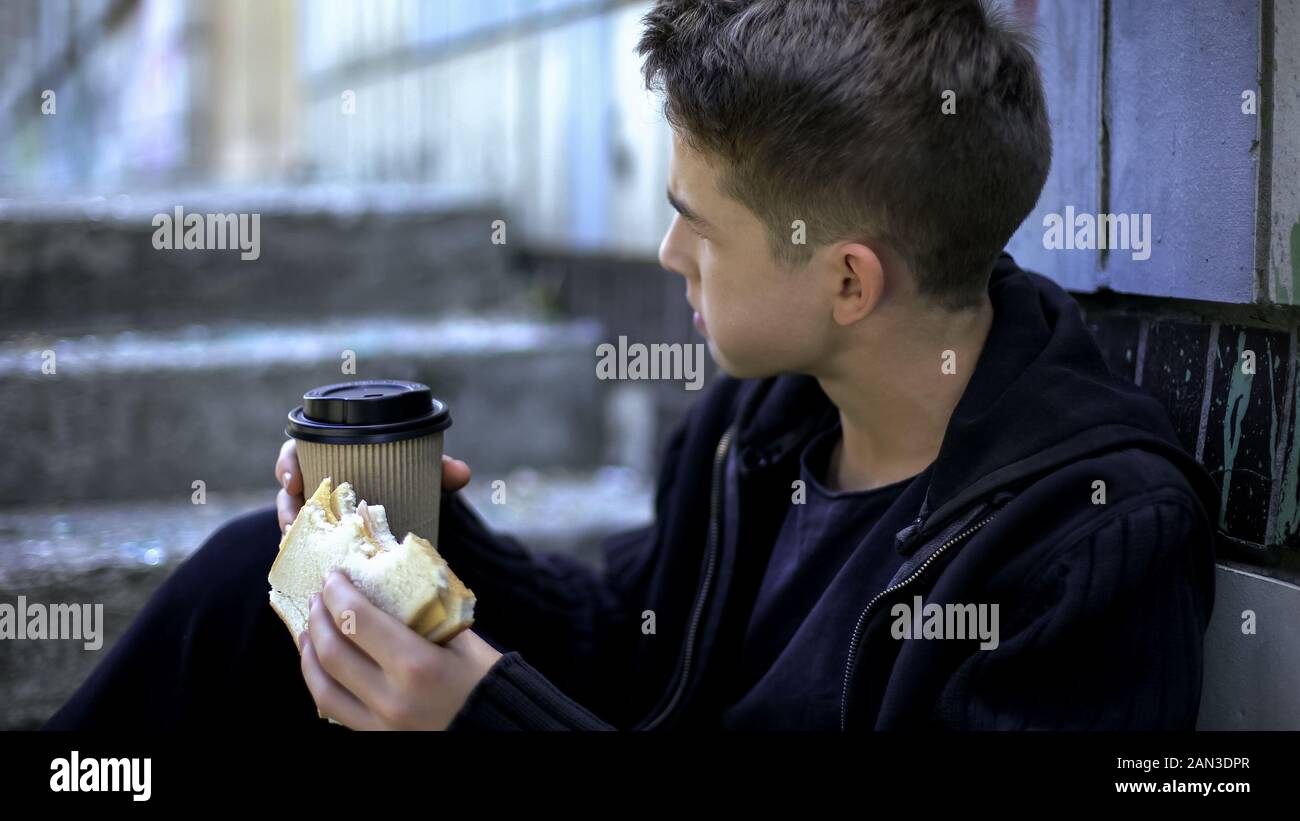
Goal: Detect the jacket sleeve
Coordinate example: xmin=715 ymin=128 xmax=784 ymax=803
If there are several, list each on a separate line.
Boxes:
xmin=434 ymin=402 xmax=694 ymax=728
xmin=933 ymin=490 xmax=1216 ymax=730
xmin=446 ymin=651 xmax=617 ymax=730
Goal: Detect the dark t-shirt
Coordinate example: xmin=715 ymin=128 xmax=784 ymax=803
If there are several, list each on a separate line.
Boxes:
xmin=721 ymin=423 xmax=921 ymax=728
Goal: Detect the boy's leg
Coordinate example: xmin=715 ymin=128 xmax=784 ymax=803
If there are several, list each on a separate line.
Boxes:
xmin=43 ymin=505 xmax=340 ymax=731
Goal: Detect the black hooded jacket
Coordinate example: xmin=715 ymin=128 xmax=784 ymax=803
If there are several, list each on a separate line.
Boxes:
xmin=439 ymin=252 xmax=1221 ymax=731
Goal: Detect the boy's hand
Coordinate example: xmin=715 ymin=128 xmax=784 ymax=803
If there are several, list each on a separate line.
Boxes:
xmin=275 ymin=439 xmax=473 ymax=534
xmin=299 ymin=571 xmax=501 ymax=730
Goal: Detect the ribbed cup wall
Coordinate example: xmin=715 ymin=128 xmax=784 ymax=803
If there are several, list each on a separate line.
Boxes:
xmin=296 ymin=433 xmax=444 ymax=546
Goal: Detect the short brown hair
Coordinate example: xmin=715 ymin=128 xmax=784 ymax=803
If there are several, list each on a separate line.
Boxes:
xmin=638 ymin=0 xmax=1052 ymax=310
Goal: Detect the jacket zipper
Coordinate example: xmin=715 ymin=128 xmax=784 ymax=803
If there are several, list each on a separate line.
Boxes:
xmin=839 ymin=508 xmax=999 ymax=730
xmin=638 ymin=424 xmax=735 ymax=730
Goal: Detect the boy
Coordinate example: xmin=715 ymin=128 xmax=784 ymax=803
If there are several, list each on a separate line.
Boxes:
xmin=46 ymin=0 xmax=1219 ymax=731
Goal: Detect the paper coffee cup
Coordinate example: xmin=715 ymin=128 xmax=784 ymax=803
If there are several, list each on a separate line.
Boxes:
xmin=286 ymin=380 xmax=451 ymax=543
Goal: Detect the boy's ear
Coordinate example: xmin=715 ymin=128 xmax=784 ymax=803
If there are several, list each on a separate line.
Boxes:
xmin=833 ymin=242 xmax=886 ymax=326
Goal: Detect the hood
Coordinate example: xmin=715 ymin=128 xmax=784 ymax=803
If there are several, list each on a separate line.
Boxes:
xmin=731 ymin=252 xmax=1223 ymax=542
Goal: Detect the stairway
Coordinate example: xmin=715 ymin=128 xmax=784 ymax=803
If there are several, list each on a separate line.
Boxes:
xmin=0 ymin=189 xmax=656 ymax=728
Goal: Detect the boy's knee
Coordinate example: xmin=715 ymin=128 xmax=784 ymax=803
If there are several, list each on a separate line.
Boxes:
xmin=176 ymin=505 xmax=282 ymax=590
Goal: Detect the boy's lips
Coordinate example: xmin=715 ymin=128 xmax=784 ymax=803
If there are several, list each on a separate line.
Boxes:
xmin=687 ymin=291 xmax=708 ymax=337
xmin=692 ymin=310 xmax=708 ymax=337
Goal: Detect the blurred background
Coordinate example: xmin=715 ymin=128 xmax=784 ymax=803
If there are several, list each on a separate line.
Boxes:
xmin=1 ymin=0 xmax=1298 ymax=729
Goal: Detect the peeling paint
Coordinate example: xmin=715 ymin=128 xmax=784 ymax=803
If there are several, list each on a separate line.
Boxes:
xmin=1220 ymin=331 xmax=1253 ymax=529
xmin=1083 ymin=305 xmax=1298 ymax=560
xmin=1272 ymin=369 xmax=1300 ymax=544
xmin=1268 ymin=341 xmax=1278 ymax=470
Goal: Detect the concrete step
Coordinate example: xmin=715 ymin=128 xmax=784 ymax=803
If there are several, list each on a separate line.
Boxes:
xmin=0 ymin=313 xmax=607 ymax=505
xmin=0 ymin=186 xmax=526 ymax=338
xmin=0 ymin=468 xmax=653 ymax=729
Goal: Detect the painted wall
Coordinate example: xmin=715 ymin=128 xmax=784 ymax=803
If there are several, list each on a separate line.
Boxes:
xmin=1198 ymin=565 xmax=1300 ymax=729
xmin=1006 ymin=0 xmax=1263 ymax=304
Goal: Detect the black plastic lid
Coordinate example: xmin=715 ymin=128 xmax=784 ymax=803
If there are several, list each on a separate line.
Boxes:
xmin=286 ymin=380 xmax=451 ymax=445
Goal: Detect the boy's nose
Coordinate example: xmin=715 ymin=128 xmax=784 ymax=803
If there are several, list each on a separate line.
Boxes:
xmin=658 ymin=219 xmax=696 ymax=281
xmin=657 ymin=229 xmax=678 ymax=275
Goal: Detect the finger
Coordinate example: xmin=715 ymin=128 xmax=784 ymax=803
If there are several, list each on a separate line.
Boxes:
xmin=441 ymin=454 xmax=471 ymax=492
xmin=277 ymin=487 xmax=302 ymax=534
xmin=275 ymin=439 xmax=293 ymax=484
xmin=320 ymin=571 xmax=428 ymax=675
xmin=300 ymin=633 xmax=378 ymax=730
xmin=275 ymin=439 xmax=303 ymax=496
xmin=308 ymin=589 xmax=390 ymax=703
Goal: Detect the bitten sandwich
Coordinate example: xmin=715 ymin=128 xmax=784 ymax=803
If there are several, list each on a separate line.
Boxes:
xmin=268 ymin=477 xmax=475 ymax=649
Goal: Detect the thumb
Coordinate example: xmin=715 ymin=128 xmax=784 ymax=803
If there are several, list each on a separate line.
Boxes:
xmin=441 ymin=455 xmax=472 ymax=492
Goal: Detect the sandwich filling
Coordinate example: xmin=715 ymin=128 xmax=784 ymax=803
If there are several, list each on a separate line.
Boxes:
xmin=268 ymin=477 xmax=475 ymax=649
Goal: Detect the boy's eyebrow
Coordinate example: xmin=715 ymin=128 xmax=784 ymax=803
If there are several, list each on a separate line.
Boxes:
xmin=666 ymin=188 xmax=713 ymax=229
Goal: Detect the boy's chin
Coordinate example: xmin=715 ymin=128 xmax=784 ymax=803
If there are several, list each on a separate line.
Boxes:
xmin=706 ymin=340 xmax=783 ymax=381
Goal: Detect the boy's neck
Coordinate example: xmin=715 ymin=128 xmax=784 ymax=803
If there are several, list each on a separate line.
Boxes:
xmin=816 ymin=295 xmax=994 ymax=493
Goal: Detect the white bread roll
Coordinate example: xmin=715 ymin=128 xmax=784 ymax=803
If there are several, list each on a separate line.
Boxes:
xmin=268 ymin=477 xmax=475 ymax=651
